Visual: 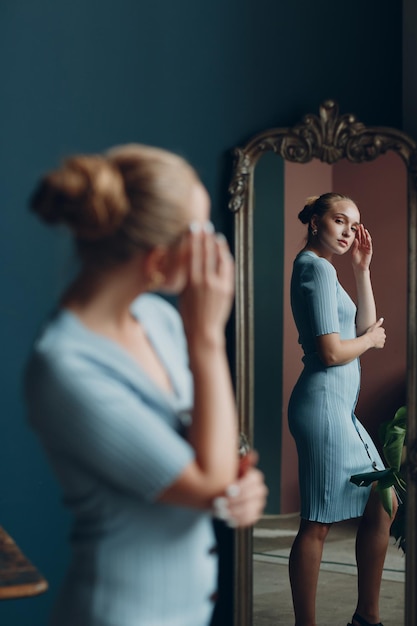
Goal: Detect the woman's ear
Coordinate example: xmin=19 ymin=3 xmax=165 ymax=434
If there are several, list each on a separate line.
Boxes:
xmin=310 ymin=215 xmax=319 ymax=234
xmin=143 ymin=246 xmax=168 ymax=290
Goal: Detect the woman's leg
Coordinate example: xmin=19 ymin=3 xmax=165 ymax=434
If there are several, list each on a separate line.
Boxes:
xmin=289 ymin=518 xmax=332 ymax=626
xmin=353 ymin=487 xmax=398 ymax=625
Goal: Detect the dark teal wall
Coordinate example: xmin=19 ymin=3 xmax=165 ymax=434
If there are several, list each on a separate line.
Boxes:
xmin=0 ymin=1 xmax=402 ymax=624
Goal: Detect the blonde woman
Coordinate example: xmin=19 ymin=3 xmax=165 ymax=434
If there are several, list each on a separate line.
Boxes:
xmin=25 ymin=145 xmax=266 ymax=626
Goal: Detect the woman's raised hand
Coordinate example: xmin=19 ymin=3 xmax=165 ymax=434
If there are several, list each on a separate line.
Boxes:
xmin=180 ymin=222 xmax=235 ymax=348
xmin=351 ymin=224 xmax=373 ymax=272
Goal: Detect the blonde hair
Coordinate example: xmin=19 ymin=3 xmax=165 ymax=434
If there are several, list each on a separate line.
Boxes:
xmin=30 ymin=144 xmax=200 ymax=266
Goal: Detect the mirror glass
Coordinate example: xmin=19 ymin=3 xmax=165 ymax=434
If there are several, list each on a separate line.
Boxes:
xmin=251 ymin=150 xmax=407 ymax=623
xmin=229 ymin=101 xmax=417 ymax=626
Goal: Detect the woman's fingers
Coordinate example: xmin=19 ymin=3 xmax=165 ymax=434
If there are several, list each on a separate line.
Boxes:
xmin=352 ymin=225 xmax=373 ymax=271
xmin=188 ymin=222 xmax=233 ymax=284
xmin=363 ymin=227 xmax=372 ymax=250
xmin=180 ymin=223 xmax=235 ymax=344
xmin=202 ymin=223 xmax=216 ymax=277
xmin=357 ymin=225 xmax=372 ymax=250
xmin=212 ymin=445 xmax=267 ymax=527
xmin=366 ymin=317 xmax=386 ymax=349
xmin=217 ymin=235 xmax=235 ymax=292
xmin=238 ymin=449 xmax=259 ymax=477
xmin=212 ymin=467 xmax=268 ymax=528
xmin=188 ymin=221 xmax=215 ymax=281
xmin=195 ymin=226 xmax=234 ymax=291
xmin=188 ymin=224 xmax=203 ymax=284
xmin=355 ymin=224 xmax=364 ymax=247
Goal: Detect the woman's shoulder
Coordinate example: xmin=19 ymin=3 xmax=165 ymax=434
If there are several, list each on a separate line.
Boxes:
xmin=26 ymin=295 xmax=185 ymax=392
xmin=292 ymin=252 xmax=337 ymax=294
xmin=26 ymin=309 xmax=96 ymax=380
xmin=24 ymin=312 xmax=91 ymax=413
xmin=131 ymin=293 xmax=180 ymax=323
xmin=294 ymin=251 xmax=336 ymax=276
xmin=131 ymin=294 xmax=184 ymax=340
xmin=29 ymin=309 xmax=82 ymax=356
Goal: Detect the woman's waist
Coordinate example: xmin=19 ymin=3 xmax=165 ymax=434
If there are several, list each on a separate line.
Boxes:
xmin=301 ymin=351 xmax=360 ymax=370
xmin=70 ymin=505 xmax=213 ymax=545
xmin=291 ymin=355 xmax=360 ymax=395
xmin=69 ymin=526 xmax=216 ymax=575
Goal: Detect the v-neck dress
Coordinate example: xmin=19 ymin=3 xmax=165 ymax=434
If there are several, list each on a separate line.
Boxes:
xmin=24 ymin=294 xmax=217 ymax=626
xmin=288 ymin=251 xmax=384 ymax=523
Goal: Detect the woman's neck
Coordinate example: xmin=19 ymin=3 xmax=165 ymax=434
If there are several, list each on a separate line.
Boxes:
xmin=61 ymin=259 xmax=147 ymax=331
xmin=302 ymin=243 xmax=333 ymax=262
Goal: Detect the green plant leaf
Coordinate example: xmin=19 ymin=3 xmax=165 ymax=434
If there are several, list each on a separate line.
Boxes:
xmin=377 ymin=486 xmax=393 ymax=517
xmin=381 ymin=407 xmax=407 ymax=471
xmin=350 ymin=468 xmax=394 ymax=487
xmin=351 ymin=406 xmax=407 ymax=551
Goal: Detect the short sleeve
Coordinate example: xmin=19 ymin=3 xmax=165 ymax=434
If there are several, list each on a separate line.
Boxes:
xmin=300 ymin=258 xmax=340 ymax=337
xmin=25 ymin=352 xmax=195 ymax=502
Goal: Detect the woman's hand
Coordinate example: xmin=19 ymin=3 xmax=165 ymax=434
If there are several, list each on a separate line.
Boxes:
xmin=180 ymin=223 xmax=235 ymax=349
xmin=212 ymin=451 xmax=268 ymax=528
xmin=351 ymin=224 xmax=373 ymax=272
xmin=365 ymin=317 xmax=386 ymax=349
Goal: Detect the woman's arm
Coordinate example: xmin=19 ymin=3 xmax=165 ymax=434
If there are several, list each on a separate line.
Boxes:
xmin=316 ymin=225 xmax=385 ymax=367
xmin=159 ymin=228 xmax=239 ymax=509
xmin=352 ymin=224 xmax=377 ymax=334
xmin=316 ymin=318 xmax=385 ymax=366
xmin=29 ymin=227 xmax=239 ymax=513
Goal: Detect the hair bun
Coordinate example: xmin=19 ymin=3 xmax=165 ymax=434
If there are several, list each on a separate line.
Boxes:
xmin=30 ymin=155 xmax=129 ymax=239
xmin=298 ymin=195 xmax=319 ymax=224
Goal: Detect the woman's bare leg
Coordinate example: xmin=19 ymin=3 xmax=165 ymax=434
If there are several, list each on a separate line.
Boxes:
xmin=353 ymin=487 xmax=398 ymax=625
xmin=289 ymin=518 xmax=332 ymax=626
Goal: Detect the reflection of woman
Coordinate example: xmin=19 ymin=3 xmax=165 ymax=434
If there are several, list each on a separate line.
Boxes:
xmin=24 ymin=145 xmax=267 ymax=626
xmin=288 ymin=193 xmax=397 ymax=626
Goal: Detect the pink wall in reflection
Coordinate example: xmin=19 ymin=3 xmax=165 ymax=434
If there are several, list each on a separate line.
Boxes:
xmin=281 ymin=152 xmax=407 ymax=513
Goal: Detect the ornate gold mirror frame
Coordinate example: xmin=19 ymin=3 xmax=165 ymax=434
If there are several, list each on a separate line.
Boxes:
xmin=228 ymin=100 xmax=417 ymax=626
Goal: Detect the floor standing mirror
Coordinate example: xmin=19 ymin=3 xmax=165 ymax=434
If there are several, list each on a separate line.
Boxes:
xmin=228 ymin=100 xmax=417 ymax=626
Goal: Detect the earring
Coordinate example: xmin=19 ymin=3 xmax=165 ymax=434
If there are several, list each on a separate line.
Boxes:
xmin=148 ymin=271 xmax=165 ymax=291
xmin=312 ymin=228 xmax=318 ymax=236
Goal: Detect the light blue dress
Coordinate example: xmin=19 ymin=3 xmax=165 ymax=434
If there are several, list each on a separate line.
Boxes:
xmin=25 ymin=294 xmax=217 ymax=626
xmin=288 ymin=251 xmax=384 ymax=523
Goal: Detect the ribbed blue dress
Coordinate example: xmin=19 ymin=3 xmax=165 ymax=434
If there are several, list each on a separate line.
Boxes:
xmin=25 ymin=294 xmax=217 ymax=626
xmin=288 ymin=251 xmax=384 ymax=523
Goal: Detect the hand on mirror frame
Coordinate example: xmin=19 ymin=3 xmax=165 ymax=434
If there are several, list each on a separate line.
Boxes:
xmin=212 ymin=450 xmax=268 ymax=528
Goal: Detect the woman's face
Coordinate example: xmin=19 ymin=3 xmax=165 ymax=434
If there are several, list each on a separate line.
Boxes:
xmin=312 ymin=200 xmax=360 ymax=259
xmin=161 ymin=182 xmax=211 ymax=294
